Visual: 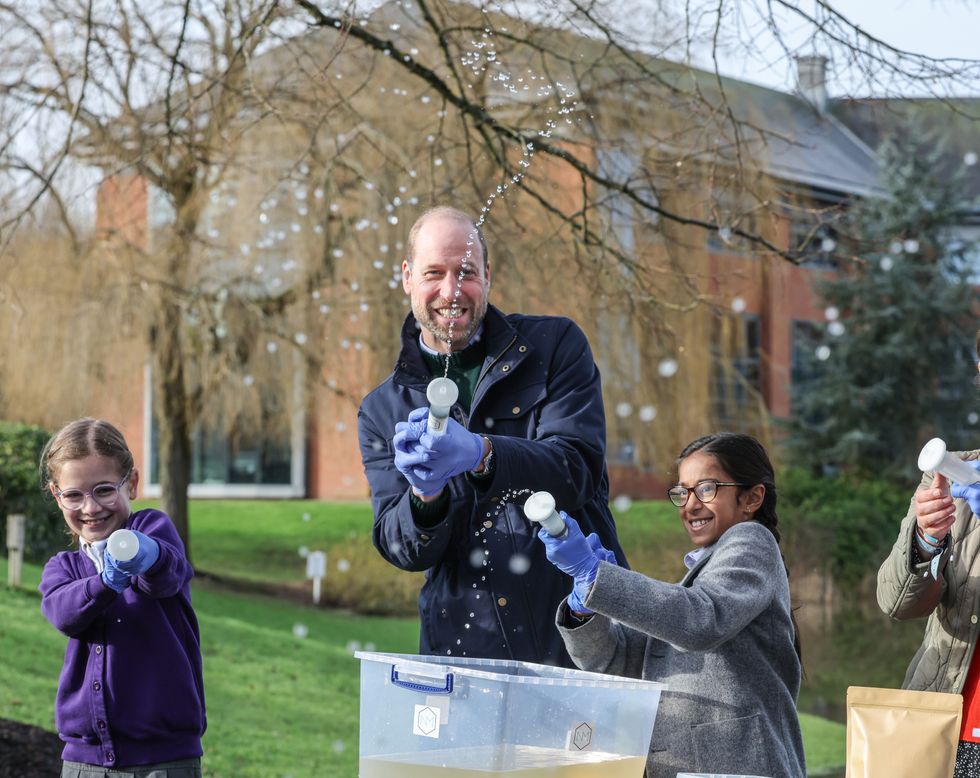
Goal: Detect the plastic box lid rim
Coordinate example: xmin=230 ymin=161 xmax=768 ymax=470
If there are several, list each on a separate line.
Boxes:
xmin=355 ymin=651 xmax=667 ymax=692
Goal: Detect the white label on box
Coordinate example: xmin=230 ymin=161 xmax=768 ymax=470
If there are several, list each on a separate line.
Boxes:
xmin=425 ymin=694 xmax=450 ymax=725
xmin=413 ymin=704 xmax=441 ymax=739
xmin=566 ymin=721 xmax=594 ymax=751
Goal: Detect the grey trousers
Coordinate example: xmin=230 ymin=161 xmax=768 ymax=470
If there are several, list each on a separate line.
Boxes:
xmin=61 ymin=758 xmax=201 ymax=778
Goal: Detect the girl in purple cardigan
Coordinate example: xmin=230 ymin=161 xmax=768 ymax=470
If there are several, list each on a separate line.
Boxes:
xmin=38 ymin=418 xmax=206 ymax=777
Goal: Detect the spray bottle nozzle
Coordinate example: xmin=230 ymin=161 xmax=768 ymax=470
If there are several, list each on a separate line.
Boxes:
xmin=425 ymin=377 xmax=459 ymax=436
xmin=918 ymin=438 xmax=980 ymax=486
xmin=523 ymin=491 xmax=568 ymax=538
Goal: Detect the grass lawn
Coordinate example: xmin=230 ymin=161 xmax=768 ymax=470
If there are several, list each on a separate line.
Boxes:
xmin=1 ymin=500 xmax=845 ymax=775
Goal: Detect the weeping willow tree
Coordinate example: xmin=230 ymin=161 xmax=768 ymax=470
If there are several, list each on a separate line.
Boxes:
xmin=3 ymin=0 xmax=978 ymax=544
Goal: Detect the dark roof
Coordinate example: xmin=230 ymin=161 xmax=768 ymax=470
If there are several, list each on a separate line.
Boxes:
xmin=831 ymin=97 xmax=980 ymax=207
xmin=698 ymin=74 xmax=884 ymax=199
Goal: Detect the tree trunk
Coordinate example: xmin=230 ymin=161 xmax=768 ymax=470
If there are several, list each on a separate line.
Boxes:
xmin=152 ymin=300 xmax=194 ymax=562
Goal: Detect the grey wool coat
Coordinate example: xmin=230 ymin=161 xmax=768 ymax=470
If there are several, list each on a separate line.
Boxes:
xmin=557 ymin=520 xmax=806 ymax=778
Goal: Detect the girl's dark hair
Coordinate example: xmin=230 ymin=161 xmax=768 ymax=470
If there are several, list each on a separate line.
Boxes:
xmin=40 ymin=418 xmax=134 ymax=489
xmin=677 ymin=432 xmax=802 ymax=665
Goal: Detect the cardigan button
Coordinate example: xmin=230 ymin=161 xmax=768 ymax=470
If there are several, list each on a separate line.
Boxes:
xmin=972 ymin=615 xmax=978 ymax=624
xmin=518 ymin=345 xmax=527 ymax=353
xmin=497 ymin=597 xmax=508 ymax=607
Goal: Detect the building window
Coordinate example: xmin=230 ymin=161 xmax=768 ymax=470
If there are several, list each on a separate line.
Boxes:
xmin=596 ymin=148 xmax=641 ymax=259
xmin=142 ymin=363 xmax=305 ymax=498
xmin=791 ymin=319 xmax=824 ymax=390
xmin=711 ymin=314 xmax=762 ymax=428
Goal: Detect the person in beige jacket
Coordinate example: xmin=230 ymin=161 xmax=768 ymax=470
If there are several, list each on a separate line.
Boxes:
xmin=876 ymin=327 xmax=980 ymax=776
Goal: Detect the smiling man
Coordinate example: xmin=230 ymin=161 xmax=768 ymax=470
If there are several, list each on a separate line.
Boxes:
xmin=357 ymin=206 xmax=627 ymax=666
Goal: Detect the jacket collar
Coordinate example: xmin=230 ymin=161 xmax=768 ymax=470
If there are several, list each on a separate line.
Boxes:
xmin=393 ymin=305 xmax=530 ymax=388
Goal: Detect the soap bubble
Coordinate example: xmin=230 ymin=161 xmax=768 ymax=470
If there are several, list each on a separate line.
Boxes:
xmin=469 ymin=548 xmax=486 ymax=568
xmin=827 ymin=321 xmax=845 ymax=337
xmin=903 ymin=239 xmax=920 ymax=253
xmin=731 ymin=297 xmax=746 ymax=313
xmin=889 ymin=241 xmax=903 ymax=254
xmin=615 ymin=402 xmax=632 ymax=418
xmin=298 ymin=546 xmax=309 ymax=557
xmin=968 ymin=412 xmax=979 ymax=425
xmin=266 ymin=341 xmax=278 ymax=353
xmin=331 ymin=741 xmax=346 ymax=754
xmin=639 ymin=405 xmax=657 ymax=422
xmin=880 ymin=256 xmax=894 ymax=271
xmin=302 ymin=512 xmax=311 ymax=522
xmin=815 ymin=345 xmax=831 ymax=361
xmin=346 ymin=640 xmax=361 ymax=654
xmin=337 ymin=559 xmax=351 ymax=572
xmin=965 ymin=152 xmax=978 ymax=167
xmin=658 ymin=358 xmax=678 ymax=378
xmin=824 ymin=306 xmax=839 ymax=321
xmin=292 ymin=623 xmax=308 ymax=639
xmin=243 ymin=374 xmax=255 ymax=386
xmin=820 ymin=237 xmax=836 ymax=253
xmin=508 ymin=553 xmax=531 ymax=575
xmin=612 ymin=494 xmax=633 ymax=512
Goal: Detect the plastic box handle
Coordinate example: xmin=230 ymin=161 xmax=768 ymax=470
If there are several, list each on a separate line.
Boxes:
xmin=390 ymin=665 xmax=455 ymax=695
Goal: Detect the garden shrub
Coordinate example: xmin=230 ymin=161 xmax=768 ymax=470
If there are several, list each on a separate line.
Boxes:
xmin=0 ymin=421 xmax=67 ymax=562
xmin=778 ymin=466 xmax=910 ymax=586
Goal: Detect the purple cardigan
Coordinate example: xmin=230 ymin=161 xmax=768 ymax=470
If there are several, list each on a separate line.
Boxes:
xmin=39 ymin=509 xmax=206 ymax=768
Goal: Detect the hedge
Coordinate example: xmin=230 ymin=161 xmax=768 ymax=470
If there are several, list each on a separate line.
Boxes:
xmin=0 ymin=421 xmax=68 ymax=563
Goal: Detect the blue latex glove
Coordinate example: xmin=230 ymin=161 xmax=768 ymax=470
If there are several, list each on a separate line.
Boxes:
xmin=393 ymin=408 xmax=448 ymax=496
xmin=101 ymin=556 xmax=132 ymax=593
xmin=568 ymin=534 xmax=618 ymax=613
xmin=538 ymin=513 xmax=616 ymax=614
xmin=951 ymin=460 xmax=980 ymax=518
xmin=416 ymin=417 xmax=485 ymax=482
xmin=110 ymin=531 xmax=160 ymax=576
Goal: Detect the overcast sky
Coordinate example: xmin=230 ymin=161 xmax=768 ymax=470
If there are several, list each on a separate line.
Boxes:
xmin=701 ymin=0 xmax=980 ymax=97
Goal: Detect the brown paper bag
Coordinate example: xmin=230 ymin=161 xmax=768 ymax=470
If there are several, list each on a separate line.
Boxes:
xmin=846 ymin=686 xmax=962 ymax=778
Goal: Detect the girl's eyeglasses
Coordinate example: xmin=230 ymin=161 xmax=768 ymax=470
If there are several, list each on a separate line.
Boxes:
xmin=667 ymin=479 xmax=746 ymax=508
xmin=55 ymin=471 xmax=132 ymax=511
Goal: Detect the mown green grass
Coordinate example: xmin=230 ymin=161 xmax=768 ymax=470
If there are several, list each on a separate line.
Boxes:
xmin=0 ymin=557 xmax=419 ymax=777
xmin=3 ymin=500 xmax=846 ymax=775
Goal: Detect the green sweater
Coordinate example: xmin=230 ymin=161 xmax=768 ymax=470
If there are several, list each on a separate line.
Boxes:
xmin=419 ymin=337 xmax=486 ymax=413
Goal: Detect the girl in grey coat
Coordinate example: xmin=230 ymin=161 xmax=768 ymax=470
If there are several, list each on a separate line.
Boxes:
xmin=538 ymin=432 xmax=806 ymax=778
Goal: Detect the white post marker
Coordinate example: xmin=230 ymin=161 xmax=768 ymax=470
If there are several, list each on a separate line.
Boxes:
xmin=523 ymin=491 xmax=569 ymax=539
xmin=107 ymin=529 xmax=139 ymax=562
xmin=6 ymin=514 xmax=25 ymax=588
xmin=306 ymin=550 xmax=327 ymax=605
xmin=426 ymin=377 xmax=459 ymax=436
xmin=918 ymin=438 xmax=980 ymax=486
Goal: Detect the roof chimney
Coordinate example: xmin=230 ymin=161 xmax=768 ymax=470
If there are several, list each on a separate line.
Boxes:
xmin=796 ymin=55 xmax=829 ymax=114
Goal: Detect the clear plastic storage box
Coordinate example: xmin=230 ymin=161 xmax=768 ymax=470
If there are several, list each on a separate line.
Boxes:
xmin=355 ymin=651 xmax=665 ymax=777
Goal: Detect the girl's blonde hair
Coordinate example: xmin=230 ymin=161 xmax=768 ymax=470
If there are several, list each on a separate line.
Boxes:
xmin=40 ymin=417 xmax=134 ymax=488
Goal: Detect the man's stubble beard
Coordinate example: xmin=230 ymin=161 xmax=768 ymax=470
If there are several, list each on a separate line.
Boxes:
xmin=415 ymin=295 xmax=488 ymax=351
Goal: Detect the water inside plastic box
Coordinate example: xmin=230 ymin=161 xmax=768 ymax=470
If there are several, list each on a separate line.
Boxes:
xmin=356 ymin=652 xmax=665 ymax=777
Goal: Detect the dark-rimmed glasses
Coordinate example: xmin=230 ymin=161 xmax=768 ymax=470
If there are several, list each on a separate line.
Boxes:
xmin=667 ymin=479 xmax=746 ymax=508
xmin=55 ymin=471 xmax=132 ymax=511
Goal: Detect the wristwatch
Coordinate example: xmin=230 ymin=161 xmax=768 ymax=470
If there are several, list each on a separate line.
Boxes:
xmin=473 ymin=436 xmax=494 ymax=476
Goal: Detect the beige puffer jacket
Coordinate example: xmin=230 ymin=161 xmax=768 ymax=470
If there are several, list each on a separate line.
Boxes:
xmin=877 ymin=449 xmax=980 ymax=692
